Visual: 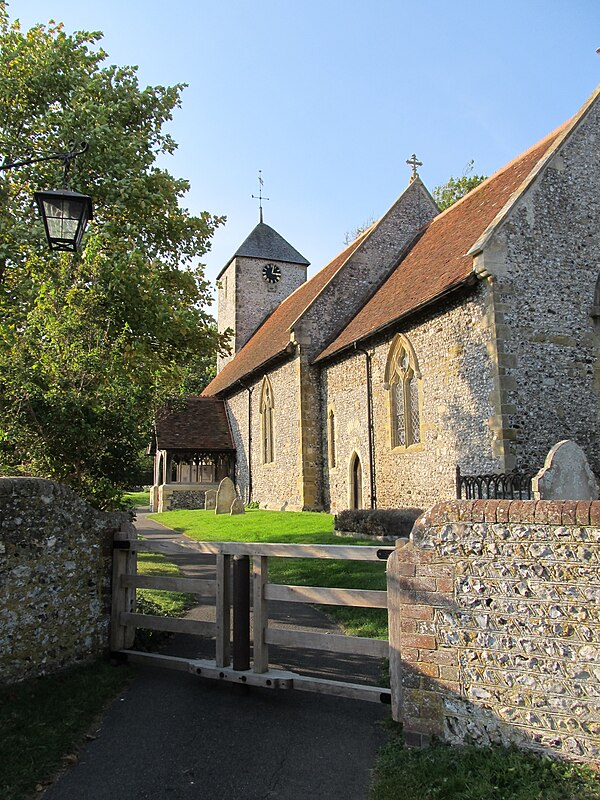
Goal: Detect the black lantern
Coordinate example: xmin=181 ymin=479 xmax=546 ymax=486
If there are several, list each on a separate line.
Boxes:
xmin=34 ymin=188 xmax=93 ymax=253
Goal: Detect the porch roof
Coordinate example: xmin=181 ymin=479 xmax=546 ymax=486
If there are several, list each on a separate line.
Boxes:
xmin=154 ymin=397 xmax=235 ymax=452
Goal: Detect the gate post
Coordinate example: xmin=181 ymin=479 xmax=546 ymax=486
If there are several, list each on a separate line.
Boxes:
xmin=215 ymin=554 xmax=231 ymax=667
xmin=232 ymin=555 xmax=250 ymax=671
xmin=110 ymin=520 xmax=137 ymax=651
xmin=252 ymin=555 xmax=269 ymax=673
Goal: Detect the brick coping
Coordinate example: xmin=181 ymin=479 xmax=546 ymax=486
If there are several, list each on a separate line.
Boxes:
xmin=412 ymin=499 xmax=600 ymax=529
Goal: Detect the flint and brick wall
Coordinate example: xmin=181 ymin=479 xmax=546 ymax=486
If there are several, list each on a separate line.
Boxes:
xmin=387 ymin=500 xmax=599 ymax=763
xmin=0 ymin=477 xmax=130 ymax=684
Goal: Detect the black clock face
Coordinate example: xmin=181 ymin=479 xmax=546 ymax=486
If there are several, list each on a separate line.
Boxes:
xmin=262 ymin=263 xmax=281 ymax=284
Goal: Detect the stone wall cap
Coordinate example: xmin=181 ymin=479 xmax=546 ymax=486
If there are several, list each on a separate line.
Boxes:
xmin=405 ymin=499 xmax=600 ymax=541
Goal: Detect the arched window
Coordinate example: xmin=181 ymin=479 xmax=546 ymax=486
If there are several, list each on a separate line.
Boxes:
xmin=349 ymin=452 xmax=362 ymax=509
xmin=260 ymin=376 xmax=275 ymax=464
xmin=328 ymin=408 xmax=336 ymax=468
xmin=384 ymin=334 xmax=422 ymax=449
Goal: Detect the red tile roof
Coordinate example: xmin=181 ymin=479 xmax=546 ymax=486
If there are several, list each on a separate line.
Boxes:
xmin=203 ymin=230 xmax=370 ymax=395
xmin=204 ymin=110 xmax=575 ymax=394
xmin=315 ymin=121 xmax=569 ymax=362
xmin=155 ymin=397 xmax=235 ymax=450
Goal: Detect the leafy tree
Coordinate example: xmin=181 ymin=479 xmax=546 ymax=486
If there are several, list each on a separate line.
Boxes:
xmin=432 ymin=160 xmax=486 ymax=210
xmin=0 ymin=7 xmax=227 ymax=507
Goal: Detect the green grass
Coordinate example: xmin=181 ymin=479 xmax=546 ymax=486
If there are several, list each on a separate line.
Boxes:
xmin=370 ymin=736 xmax=600 ymax=800
xmin=149 ymin=509 xmax=389 ymax=638
xmin=0 ymin=660 xmax=133 ymax=800
xmin=123 ymin=490 xmax=150 ymax=508
xmin=135 ymin=552 xmax=197 ymax=650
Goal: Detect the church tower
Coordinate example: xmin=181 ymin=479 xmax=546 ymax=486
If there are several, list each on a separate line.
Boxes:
xmin=216 ymin=220 xmax=309 ymax=372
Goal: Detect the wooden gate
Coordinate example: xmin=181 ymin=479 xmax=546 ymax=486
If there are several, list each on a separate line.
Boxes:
xmin=111 ymin=530 xmax=393 ymax=704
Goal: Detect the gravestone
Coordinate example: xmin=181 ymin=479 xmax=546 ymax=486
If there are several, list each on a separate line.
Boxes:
xmin=204 ymin=489 xmax=217 ymax=511
xmin=532 ymin=440 xmax=599 ymax=500
xmin=215 ymin=477 xmax=236 ymax=515
xmin=230 ymin=497 xmax=245 ymax=515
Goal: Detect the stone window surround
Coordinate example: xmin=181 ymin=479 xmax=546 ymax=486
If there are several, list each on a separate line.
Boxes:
xmin=384 ymin=333 xmax=423 ymax=451
xmin=259 ymin=375 xmax=275 ymax=464
xmin=327 ymin=406 xmax=337 ymax=469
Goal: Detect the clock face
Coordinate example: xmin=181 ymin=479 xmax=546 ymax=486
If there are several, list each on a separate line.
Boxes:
xmin=262 ymin=263 xmax=281 ymax=284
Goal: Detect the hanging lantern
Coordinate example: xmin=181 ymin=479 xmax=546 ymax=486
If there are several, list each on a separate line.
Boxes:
xmin=34 ymin=188 xmax=93 ymax=253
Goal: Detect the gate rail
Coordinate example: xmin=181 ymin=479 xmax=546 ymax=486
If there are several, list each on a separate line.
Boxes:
xmin=111 ymin=535 xmax=394 ymax=704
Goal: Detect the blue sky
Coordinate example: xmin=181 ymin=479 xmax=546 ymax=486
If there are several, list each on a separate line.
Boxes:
xmin=12 ymin=1 xmax=600 ymax=308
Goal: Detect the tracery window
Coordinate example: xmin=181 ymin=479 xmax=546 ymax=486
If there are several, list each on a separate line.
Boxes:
xmin=260 ymin=376 xmax=275 ymax=464
xmin=328 ymin=408 xmax=336 ymax=468
xmin=384 ymin=334 xmax=422 ymax=449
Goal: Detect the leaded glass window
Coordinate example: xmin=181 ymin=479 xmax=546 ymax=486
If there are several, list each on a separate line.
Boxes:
xmin=385 ymin=335 xmax=422 ymax=449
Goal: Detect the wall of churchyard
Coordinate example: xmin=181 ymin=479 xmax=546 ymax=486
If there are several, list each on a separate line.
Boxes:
xmin=475 ymin=99 xmax=600 ymax=475
xmin=321 ymin=284 xmax=502 ymax=513
xmin=387 ymin=500 xmax=599 ymax=764
xmin=225 ymin=357 xmax=303 ymax=510
xmin=217 ymin=256 xmax=307 ymax=372
xmin=0 ymin=477 xmax=130 ymax=684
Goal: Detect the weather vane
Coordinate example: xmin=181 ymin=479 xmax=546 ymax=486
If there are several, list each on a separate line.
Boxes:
xmin=252 ymin=170 xmax=270 ymax=223
xmin=406 ymin=153 xmax=423 ymax=182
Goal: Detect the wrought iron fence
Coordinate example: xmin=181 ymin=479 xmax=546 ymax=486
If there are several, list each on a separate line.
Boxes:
xmin=455 ymin=465 xmax=533 ymax=500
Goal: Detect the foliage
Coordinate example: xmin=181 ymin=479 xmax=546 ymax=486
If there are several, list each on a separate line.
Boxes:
xmin=370 ymin=736 xmax=600 ymax=800
xmin=432 ymin=160 xmax=487 ymax=210
xmin=334 ymin=508 xmax=422 ymax=538
xmin=150 ymin=508 xmax=389 ymax=637
xmin=0 ymin=660 xmax=133 ymax=800
xmin=0 ymin=7 xmax=227 ymax=507
xmin=344 ymin=215 xmax=375 ymax=246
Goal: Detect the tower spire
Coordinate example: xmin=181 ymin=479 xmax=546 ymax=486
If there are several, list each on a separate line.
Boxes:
xmin=252 ymin=170 xmax=270 ymax=222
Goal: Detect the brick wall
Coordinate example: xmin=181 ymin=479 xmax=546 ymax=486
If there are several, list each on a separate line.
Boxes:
xmin=0 ymin=477 xmax=131 ymax=684
xmin=387 ymin=500 xmax=599 ymax=763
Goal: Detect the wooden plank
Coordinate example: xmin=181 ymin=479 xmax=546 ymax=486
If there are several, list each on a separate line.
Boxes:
xmin=252 ymin=555 xmax=269 ymax=673
xmin=215 ymin=554 xmax=231 ymax=667
xmin=121 ymin=612 xmax=216 ymax=637
xmin=132 ymin=538 xmax=393 ymax=561
xmin=111 ymin=532 xmax=137 ymax=650
xmin=121 ymin=574 xmax=216 ymax=595
xmin=264 ymin=583 xmax=387 ymax=608
xmin=292 ymin=675 xmax=392 ymax=704
xmin=118 ymin=650 xmax=192 ymax=672
xmin=265 ymin=628 xmax=389 ymax=657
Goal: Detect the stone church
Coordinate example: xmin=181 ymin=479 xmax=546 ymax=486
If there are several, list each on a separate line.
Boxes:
xmin=150 ymin=86 xmax=600 ymax=514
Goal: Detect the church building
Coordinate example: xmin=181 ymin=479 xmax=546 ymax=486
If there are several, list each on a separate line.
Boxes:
xmin=151 ymin=86 xmax=600 ymax=514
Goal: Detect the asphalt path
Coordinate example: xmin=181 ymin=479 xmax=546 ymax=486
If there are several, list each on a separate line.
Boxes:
xmin=43 ymin=512 xmax=390 ymax=800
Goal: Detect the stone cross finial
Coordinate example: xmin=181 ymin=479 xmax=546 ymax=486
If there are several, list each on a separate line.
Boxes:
xmin=252 ymin=170 xmax=270 ymax=223
xmin=406 ymin=153 xmax=423 ymax=182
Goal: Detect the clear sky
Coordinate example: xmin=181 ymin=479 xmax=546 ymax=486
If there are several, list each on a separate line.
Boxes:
xmin=11 ymin=0 xmax=600 ymax=309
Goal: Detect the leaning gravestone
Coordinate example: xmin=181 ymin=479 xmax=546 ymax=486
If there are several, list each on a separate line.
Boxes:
xmin=532 ymin=440 xmax=599 ymax=500
xmin=215 ymin=477 xmax=236 ymax=515
xmin=230 ymin=497 xmax=245 ymax=515
xmin=204 ymin=489 xmax=217 ymax=511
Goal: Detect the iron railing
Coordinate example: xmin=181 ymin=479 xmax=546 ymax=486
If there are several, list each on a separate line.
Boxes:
xmin=455 ymin=465 xmax=533 ymax=500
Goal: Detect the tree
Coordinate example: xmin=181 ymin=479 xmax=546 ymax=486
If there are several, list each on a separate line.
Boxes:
xmin=432 ymin=160 xmax=486 ymax=210
xmin=0 ymin=7 xmax=227 ymax=507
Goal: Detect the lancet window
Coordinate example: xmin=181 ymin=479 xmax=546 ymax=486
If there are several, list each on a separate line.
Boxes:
xmin=260 ymin=376 xmax=275 ymax=464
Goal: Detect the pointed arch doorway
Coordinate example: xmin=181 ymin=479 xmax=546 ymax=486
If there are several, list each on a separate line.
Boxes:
xmin=349 ymin=452 xmax=363 ymax=510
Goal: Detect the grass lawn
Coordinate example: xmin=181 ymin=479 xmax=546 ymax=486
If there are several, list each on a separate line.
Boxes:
xmin=135 ymin=552 xmax=198 ymax=649
xmin=370 ymin=734 xmax=600 ymax=800
xmin=0 ymin=660 xmax=133 ymax=800
xmin=149 ymin=508 xmax=389 ymax=638
xmin=123 ymin=490 xmax=150 ymax=508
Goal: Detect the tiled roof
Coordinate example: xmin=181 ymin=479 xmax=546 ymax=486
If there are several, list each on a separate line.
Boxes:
xmin=155 ymin=397 xmax=235 ymax=450
xmin=203 ymin=231 xmax=370 ymax=396
xmin=216 ymin=221 xmax=309 ymax=279
xmin=315 ymin=121 xmax=570 ymax=362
